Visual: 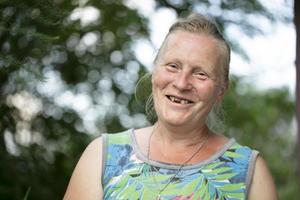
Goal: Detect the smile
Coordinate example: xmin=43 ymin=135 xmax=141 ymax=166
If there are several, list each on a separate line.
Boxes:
xmin=166 ymin=95 xmax=194 ymax=105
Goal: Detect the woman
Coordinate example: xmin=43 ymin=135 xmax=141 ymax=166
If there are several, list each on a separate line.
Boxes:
xmin=64 ymin=13 xmax=277 ymax=200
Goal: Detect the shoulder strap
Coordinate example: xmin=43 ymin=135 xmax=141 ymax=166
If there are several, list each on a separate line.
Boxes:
xmin=106 ymin=129 xmax=132 ymax=145
xmin=245 ymin=150 xmax=259 ymax=198
xmin=101 ymin=129 xmax=133 ymax=186
xmin=223 ymin=142 xmax=259 ymax=199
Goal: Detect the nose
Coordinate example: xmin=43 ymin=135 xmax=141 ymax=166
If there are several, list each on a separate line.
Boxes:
xmin=173 ymin=71 xmax=192 ymax=91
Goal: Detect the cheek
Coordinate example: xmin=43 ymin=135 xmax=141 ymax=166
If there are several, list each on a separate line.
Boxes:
xmin=196 ymin=84 xmax=220 ymax=101
xmin=151 ymin=71 xmax=162 ymax=99
xmin=152 ymin=68 xmax=171 ymax=90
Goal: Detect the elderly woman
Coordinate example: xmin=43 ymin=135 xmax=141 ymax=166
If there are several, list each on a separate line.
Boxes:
xmin=64 ymin=13 xmax=277 ymax=200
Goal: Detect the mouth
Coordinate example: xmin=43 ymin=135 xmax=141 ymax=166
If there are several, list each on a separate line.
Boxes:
xmin=166 ymin=95 xmax=194 ymax=105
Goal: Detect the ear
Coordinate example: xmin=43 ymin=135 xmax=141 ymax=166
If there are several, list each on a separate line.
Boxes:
xmin=216 ymin=82 xmax=228 ymax=103
xmin=151 ymin=73 xmax=154 ymax=86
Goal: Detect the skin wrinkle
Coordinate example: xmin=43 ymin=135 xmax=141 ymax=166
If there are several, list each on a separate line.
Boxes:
xmin=155 ymin=31 xmax=229 ymax=87
xmin=151 ymin=31 xmax=225 ymax=137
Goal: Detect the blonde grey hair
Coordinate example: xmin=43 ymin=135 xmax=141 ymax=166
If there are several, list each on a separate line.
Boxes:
xmin=155 ymin=13 xmax=230 ymax=85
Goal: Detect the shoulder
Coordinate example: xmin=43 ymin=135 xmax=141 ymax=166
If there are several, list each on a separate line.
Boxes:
xmin=248 ymin=155 xmax=278 ymax=200
xmin=221 ymin=141 xmax=277 ymax=199
xmin=63 ymin=136 xmax=103 ymax=200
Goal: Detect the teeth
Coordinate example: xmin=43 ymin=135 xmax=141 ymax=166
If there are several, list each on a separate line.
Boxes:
xmin=168 ymin=95 xmax=191 ymax=104
xmin=180 ymin=100 xmax=188 ymax=104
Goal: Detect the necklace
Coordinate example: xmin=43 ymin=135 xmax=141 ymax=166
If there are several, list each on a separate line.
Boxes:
xmin=147 ymin=126 xmax=209 ymax=200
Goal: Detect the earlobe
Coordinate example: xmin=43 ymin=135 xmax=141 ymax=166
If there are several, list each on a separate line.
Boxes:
xmin=216 ymin=86 xmax=227 ymax=102
xmin=218 ymin=87 xmax=225 ymax=96
xmin=218 ymin=82 xmax=229 ymax=96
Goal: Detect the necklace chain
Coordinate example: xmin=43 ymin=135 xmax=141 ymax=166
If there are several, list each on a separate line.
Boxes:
xmin=147 ymin=125 xmax=209 ymax=199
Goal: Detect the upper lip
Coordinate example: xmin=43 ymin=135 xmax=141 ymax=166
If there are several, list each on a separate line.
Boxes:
xmin=165 ymin=94 xmax=194 ymax=103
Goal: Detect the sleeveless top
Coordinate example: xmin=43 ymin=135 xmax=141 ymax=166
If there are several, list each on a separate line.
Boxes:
xmin=102 ymin=129 xmax=259 ymax=200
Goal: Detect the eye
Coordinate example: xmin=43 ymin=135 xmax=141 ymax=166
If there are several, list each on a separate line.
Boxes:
xmin=166 ymin=63 xmax=179 ymax=72
xmin=194 ymin=71 xmax=208 ymax=80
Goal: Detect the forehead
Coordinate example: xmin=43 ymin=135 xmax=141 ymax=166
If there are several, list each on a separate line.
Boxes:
xmin=158 ymin=31 xmax=223 ymax=68
xmin=164 ymin=31 xmax=221 ymax=55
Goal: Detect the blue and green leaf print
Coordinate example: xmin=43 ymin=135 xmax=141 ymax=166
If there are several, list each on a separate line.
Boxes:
xmin=103 ymin=131 xmax=253 ymax=200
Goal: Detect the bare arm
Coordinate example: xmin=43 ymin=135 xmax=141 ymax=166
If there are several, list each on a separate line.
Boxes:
xmin=63 ymin=137 xmax=103 ymax=200
xmin=248 ymin=155 xmax=278 ymax=200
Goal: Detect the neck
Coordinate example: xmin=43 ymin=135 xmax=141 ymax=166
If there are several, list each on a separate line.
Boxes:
xmin=153 ymin=121 xmax=210 ymax=147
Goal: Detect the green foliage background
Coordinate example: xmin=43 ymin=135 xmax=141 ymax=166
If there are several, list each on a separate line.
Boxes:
xmin=0 ymin=0 xmax=297 ymax=199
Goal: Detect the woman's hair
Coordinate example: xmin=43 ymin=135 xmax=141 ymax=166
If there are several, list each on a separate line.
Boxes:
xmin=137 ymin=13 xmax=230 ymax=132
xmin=155 ymin=13 xmax=231 ymax=85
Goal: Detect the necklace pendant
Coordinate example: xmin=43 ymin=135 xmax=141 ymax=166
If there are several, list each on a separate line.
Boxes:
xmin=156 ymin=194 xmax=161 ymax=200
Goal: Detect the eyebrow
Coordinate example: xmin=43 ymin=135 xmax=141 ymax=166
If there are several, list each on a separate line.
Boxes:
xmin=161 ymin=55 xmax=216 ymax=77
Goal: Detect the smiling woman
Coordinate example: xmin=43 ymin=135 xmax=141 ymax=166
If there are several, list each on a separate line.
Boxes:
xmin=64 ymin=13 xmax=278 ymax=200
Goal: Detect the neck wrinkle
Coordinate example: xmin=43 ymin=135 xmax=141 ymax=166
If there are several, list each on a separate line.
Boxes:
xmin=153 ymin=121 xmax=210 ymax=147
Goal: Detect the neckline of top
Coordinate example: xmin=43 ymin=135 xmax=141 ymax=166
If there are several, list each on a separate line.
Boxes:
xmin=129 ymin=128 xmax=236 ymax=170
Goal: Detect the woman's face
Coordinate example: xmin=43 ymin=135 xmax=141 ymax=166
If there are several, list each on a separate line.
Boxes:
xmin=152 ymin=31 xmax=226 ymax=128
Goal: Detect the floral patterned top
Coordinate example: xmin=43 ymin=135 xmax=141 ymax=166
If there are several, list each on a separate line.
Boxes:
xmin=102 ymin=129 xmax=258 ymax=200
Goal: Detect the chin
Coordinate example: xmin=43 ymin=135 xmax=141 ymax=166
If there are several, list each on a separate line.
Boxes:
xmin=159 ymin=113 xmax=192 ymax=127
xmin=158 ymin=108 xmax=209 ymax=127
